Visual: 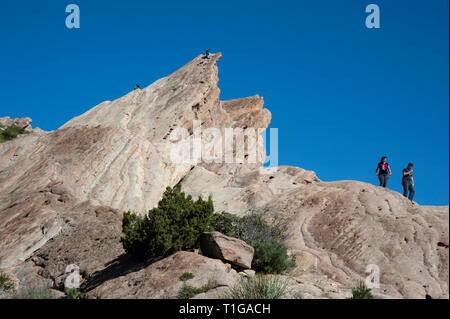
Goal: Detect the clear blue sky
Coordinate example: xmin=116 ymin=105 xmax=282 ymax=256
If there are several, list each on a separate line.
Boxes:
xmin=0 ymin=0 xmax=448 ymax=205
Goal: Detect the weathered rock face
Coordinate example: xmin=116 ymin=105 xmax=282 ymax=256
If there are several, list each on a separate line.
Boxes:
xmin=200 ymin=231 xmax=254 ymax=269
xmin=0 ymin=52 xmax=448 ymax=299
xmin=0 ymin=53 xmax=270 ymax=270
xmin=0 ymin=116 xmax=33 ymax=132
xmin=182 ymin=169 xmax=449 ymax=299
xmin=85 ymin=251 xmax=240 ymax=299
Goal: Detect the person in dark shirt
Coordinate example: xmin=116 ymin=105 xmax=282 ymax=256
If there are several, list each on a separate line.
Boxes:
xmin=205 ymin=49 xmax=210 ymax=59
xmin=375 ymin=156 xmax=391 ymax=187
xmin=402 ymin=162 xmax=415 ymax=201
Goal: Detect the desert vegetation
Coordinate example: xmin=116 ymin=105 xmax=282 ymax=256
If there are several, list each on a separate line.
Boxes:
xmin=350 ymin=281 xmax=373 ymax=299
xmin=225 ymin=275 xmax=288 ymax=299
xmin=0 ymin=273 xmax=15 ymax=293
xmin=211 ymin=212 xmax=295 ymax=274
xmin=0 ymin=125 xmax=28 ymax=143
xmin=65 ymin=288 xmax=79 ymax=299
xmin=12 ymin=287 xmax=56 ymax=299
xmin=121 ymin=186 xmax=214 ymax=260
xmin=121 ymin=186 xmax=295 ymax=275
xmin=179 ymin=272 xmax=195 ymax=281
xmin=178 ymin=281 xmax=215 ymax=299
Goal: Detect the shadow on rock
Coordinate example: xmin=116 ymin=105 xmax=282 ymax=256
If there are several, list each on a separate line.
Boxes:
xmin=81 ymin=253 xmax=157 ymax=293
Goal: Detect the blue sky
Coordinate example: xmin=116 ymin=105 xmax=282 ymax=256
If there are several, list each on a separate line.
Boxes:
xmin=0 ymin=0 xmax=448 ymax=205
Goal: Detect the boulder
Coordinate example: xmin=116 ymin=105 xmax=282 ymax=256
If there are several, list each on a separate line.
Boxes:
xmin=200 ymin=231 xmax=254 ymax=269
xmin=85 ymin=251 xmax=240 ymax=299
xmin=242 ymin=269 xmax=256 ymax=277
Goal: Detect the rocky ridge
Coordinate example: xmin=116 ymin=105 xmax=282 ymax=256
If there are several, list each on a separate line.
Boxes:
xmin=0 ymin=53 xmax=448 ymax=299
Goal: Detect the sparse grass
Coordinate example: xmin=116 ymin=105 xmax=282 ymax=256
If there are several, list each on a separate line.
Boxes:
xmin=179 ymin=272 xmax=195 ymax=281
xmin=178 ymin=281 xmax=214 ymax=299
xmin=13 ymin=287 xmax=55 ymax=299
xmin=225 ymin=275 xmax=288 ymax=299
xmin=66 ymin=288 xmax=79 ymax=299
xmin=350 ymin=281 xmax=373 ymax=299
xmin=0 ymin=273 xmax=15 ymax=293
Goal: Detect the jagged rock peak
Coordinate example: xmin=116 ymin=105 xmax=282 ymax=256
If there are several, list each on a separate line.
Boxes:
xmin=0 ymin=53 xmax=272 ymax=269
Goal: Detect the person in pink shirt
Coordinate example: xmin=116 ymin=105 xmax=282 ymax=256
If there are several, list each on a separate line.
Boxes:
xmin=375 ymin=156 xmax=392 ymax=188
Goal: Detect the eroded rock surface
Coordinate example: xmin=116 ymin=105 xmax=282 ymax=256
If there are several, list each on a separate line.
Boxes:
xmin=200 ymin=231 xmax=254 ymax=269
xmin=0 ymin=53 xmax=269 ymax=270
xmin=0 ymin=116 xmax=33 ymax=132
xmin=0 ymin=53 xmax=448 ymax=299
xmin=85 ymin=251 xmax=240 ymax=299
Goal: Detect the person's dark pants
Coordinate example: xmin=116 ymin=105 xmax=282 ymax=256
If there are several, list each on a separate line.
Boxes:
xmin=403 ymin=181 xmax=415 ymax=201
xmin=378 ymin=174 xmax=389 ymax=187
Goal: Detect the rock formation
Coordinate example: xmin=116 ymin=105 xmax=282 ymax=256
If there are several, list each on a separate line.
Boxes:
xmin=200 ymin=231 xmax=254 ymax=269
xmin=0 ymin=116 xmax=33 ymax=132
xmin=0 ymin=53 xmax=448 ymax=299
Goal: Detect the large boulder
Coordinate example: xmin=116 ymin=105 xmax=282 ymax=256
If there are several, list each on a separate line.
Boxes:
xmin=84 ymin=251 xmax=240 ymax=299
xmin=200 ymin=231 xmax=254 ymax=269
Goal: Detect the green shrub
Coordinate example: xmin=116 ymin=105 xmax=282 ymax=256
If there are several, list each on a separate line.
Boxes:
xmin=66 ymin=288 xmax=79 ymax=299
xmin=252 ymin=240 xmax=296 ymax=274
xmin=211 ymin=212 xmax=241 ymax=237
xmin=350 ymin=281 xmax=373 ymax=299
xmin=179 ymin=272 xmax=195 ymax=281
xmin=120 ymin=186 xmax=214 ymax=260
xmin=121 ymin=193 xmax=295 ymax=274
xmin=120 ymin=210 xmax=173 ymax=259
xmin=210 ymin=212 xmax=295 ymax=274
xmin=0 ymin=273 xmax=15 ymax=292
xmin=178 ymin=281 xmax=214 ymax=299
xmin=0 ymin=125 xmax=27 ymax=143
xmin=235 ymin=214 xmax=287 ymax=246
xmin=226 ymin=275 xmax=287 ymax=299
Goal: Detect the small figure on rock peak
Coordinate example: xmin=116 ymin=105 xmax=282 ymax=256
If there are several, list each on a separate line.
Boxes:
xmin=135 ymin=84 xmax=140 ymax=90
xmin=402 ymin=162 xmax=415 ymax=201
xmin=205 ymin=49 xmax=210 ymax=59
xmin=375 ymin=156 xmax=391 ymax=188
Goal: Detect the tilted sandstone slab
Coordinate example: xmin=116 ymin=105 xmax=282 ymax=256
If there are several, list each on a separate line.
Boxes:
xmin=200 ymin=231 xmax=254 ymax=269
xmin=84 ymin=251 xmax=240 ymax=299
xmin=0 ymin=53 xmax=270 ymax=269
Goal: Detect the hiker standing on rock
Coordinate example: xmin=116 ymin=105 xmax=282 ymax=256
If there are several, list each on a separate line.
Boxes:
xmin=402 ymin=163 xmax=415 ymax=201
xmin=376 ymin=156 xmax=391 ymax=187
xmin=205 ymin=49 xmax=210 ymax=59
